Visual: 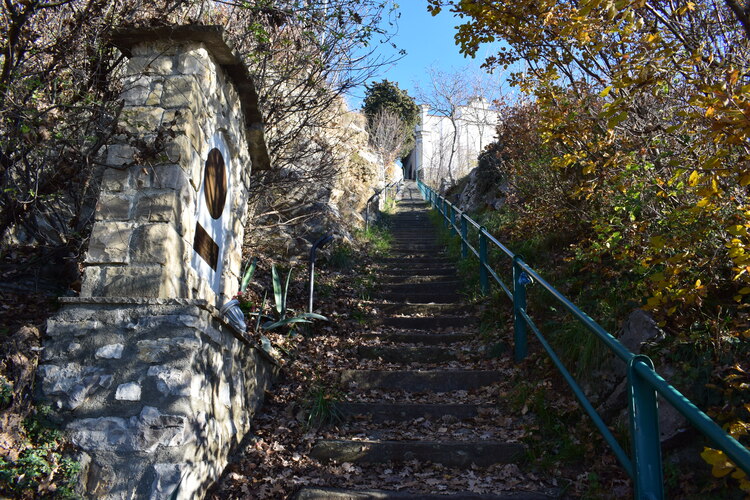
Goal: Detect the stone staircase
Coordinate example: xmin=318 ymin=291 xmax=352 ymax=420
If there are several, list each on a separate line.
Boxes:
xmin=292 ymin=181 xmax=556 ymax=499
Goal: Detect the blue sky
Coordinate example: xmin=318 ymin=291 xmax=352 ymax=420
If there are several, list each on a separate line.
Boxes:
xmin=347 ymin=1 xmax=509 ymax=109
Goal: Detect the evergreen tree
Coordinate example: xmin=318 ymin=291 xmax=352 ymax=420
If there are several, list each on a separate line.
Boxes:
xmin=362 ymin=80 xmax=419 ymax=158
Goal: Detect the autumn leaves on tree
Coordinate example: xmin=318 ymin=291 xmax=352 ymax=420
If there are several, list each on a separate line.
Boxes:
xmin=428 ymin=0 xmax=750 ymax=491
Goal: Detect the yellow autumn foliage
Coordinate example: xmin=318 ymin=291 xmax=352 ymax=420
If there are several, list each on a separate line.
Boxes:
xmin=429 ymin=0 xmax=750 ymax=492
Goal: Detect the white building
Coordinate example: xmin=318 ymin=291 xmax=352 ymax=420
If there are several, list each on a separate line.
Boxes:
xmin=404 ymin=97 xmax=499 ymax=188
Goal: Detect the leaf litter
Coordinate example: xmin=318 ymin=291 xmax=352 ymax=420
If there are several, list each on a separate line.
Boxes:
xmin=211 ymin=240 xmax=628 ymax=498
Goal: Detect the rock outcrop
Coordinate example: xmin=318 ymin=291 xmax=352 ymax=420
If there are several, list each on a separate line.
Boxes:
xmin=456 ymin=150 xmax=506 ymax=213
xmin=244 ymin=100 xmax=393 ymax=259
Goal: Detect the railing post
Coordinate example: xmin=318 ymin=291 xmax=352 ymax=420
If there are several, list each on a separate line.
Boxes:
xmin=460 ymin=215 xmax=468 ymax=259
xmin=513 ymin=256 xmax=529 ymax=362
xmin=479 ymin=227 xmax=489 ymax=295
xmin=446 ymin=203 xmax=453 ymax=232
xmin=629 ymin=355 xmax=664 ymax=500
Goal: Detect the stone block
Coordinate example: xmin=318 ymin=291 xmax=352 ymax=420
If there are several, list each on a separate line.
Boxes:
xmin=121 ymin=74 xmax=151 ymax=90
xmin=86 ymin=222 xmax=134 ymax=264
xmin=161 ymin=76 xmax=201 ymax=111
xmin=150 ymin=463 xmax=183 ymax=500
xmin=136 ymin=337 xmax=201 ymax=364
xmin=37 ymin=363 xmax=109 ymax=410
xmin=101 ymin=168 xmax=130 ymax=192
xmin=128 ymin=314 xmax=204 ymax=332
xmin=121 ymin=84 xmax=151 ymax=106
xmin=68 ymin=406 xmax=187 ymax=453
xmin=106 ymin=144 xmax=137 ymax=167
xmin=130 ymin=223 xmax=182 ymax=266
xmin=143 ymin=55 xmax=175 ymax=75
xmin=134 ymin=192 xmax=180 ymax=223
xmin=94 ymin=194 xmax=132 ymax=221
xmin=121 ymin=106 xmax=166 ymax=134
xmin=163 ymin=108 xmax=203 ymax=146
xmin=146 ymin=82 xmax=163 ymax=107
xmin=177 ymin=47 xmax=211 ymax=76
xmin=80 ymin=267 xmax=104 ymax=298
xmin=147 ymin=366 xmax=192 ymax=397
xmin=187 ymin=147 xmax=203 ymax=191
xmin=115 ymin=382 xmax=141 ymax=401
xmin=133 ymin=164 xmax=189 ymax=191
xmin=96 ymin=344 xmax=124 ymax=360
xmin=125 ymin=56 xmax=153 ymax=75
xmin=90 ymin=265 xmax=164 ymax=297
xmin=164 ymin=134 xmax=192 ymax=167
xmin=46 ymin=318 xmax=101 ymax=337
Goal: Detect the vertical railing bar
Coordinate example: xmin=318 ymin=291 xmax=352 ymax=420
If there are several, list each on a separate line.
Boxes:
xmin=513 ymin=256 xmax=528 ymax=362
xmin=479 ymin=227 xmax=489 ymax=295
xmin=629 ymin=356 xmax=664 ymax=500
xmin=460 ymin=214 xmax=468 ymax=259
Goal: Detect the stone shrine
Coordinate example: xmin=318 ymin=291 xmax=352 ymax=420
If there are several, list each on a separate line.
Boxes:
xmin=36 ymin=26 xmax=277 ymax=499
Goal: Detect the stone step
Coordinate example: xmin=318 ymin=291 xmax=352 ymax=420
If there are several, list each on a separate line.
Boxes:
xmin=376 ymin=292 xmax=462 ymax=303
xmin=293 ymin=487 xmax=554 ymax=500
xmin=389 ymin=246 xmax=442 ymax=252
xmin=377 ymin=274 xmax=459 ymax=285
xmin=378 ymin=266 xmax=457 ymax=276
xmin=359 ymin=332 xmax=474 ymax=345
xmin=388 ymin=248 xmax=442 ymax=253
xmin=387 ymin=252 xmax=445 ymax=259
xmin=390 ymin=239 xmax=440 ymax=243
xmin=390 ymin=232 xmax=435 ymax=236
xmin=340 ymin=370 xmax=502 ymax=392
xmin=338 ymin=402 xmax=488 ymax=422
xmin=376 ymin=255 xmax=454 ymax=267
xmin=309 ymin=440 xmax=524 ymax=467
xmin=383 ymin=281 xmax=462 ymax=294
xmin=389 ymin=231 xmax=437 ymax=236
xmin=356 ymin=345 xmax=458 ymax=363
xmin=390 ymin=240 xmax=438 ymax=243
xmin=375 ymin=253 xmax=455 ymax=266
xmin=379 ymin=316 xmax=473 ymax=329
xmin=367 ymin=302 xmax=469 ymax=315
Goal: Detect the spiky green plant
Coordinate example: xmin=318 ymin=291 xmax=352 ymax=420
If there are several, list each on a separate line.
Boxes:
xmin=303 ymin=384 xmax=345 ymax=428
xmin=256 ymin=264 xmax=327 ymax=332
xmin=240 ymin=257 xmax=258 ymax=293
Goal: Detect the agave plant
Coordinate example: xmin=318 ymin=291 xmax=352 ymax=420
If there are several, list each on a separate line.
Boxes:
xmin=261 ymin=264 xmax=327 ymax=331
xmin=239 ymin=257 xmax=258 ymax=293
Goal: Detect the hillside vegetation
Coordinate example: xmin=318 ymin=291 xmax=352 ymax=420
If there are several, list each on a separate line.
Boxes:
xmin=428 ymin=0 xmax=750 ymax=492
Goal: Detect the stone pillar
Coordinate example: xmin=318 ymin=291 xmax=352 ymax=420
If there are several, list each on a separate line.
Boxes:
xmin=37 ymin=26 xmax=276 ymax=500
xmin=83 ymin=25 xmax=269 ymax=309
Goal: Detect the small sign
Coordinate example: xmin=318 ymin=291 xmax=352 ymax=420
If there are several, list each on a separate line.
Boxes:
xmin=191 ymin=133 xmax=233 ymax=294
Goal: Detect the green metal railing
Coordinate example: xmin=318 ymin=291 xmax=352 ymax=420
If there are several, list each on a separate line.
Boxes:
xmin=417 ymin=179 xmax=750 ymax=500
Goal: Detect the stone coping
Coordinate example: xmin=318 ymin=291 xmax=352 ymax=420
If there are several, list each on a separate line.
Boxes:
xmin=110 ymin=24 xmax=271 ymax=171
xmin=57 ymin=296 xmax=281 ymax=367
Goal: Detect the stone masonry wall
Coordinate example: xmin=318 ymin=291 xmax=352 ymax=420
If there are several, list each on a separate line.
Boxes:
xmin=39 ymin=298 xmax=278 ymax=499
